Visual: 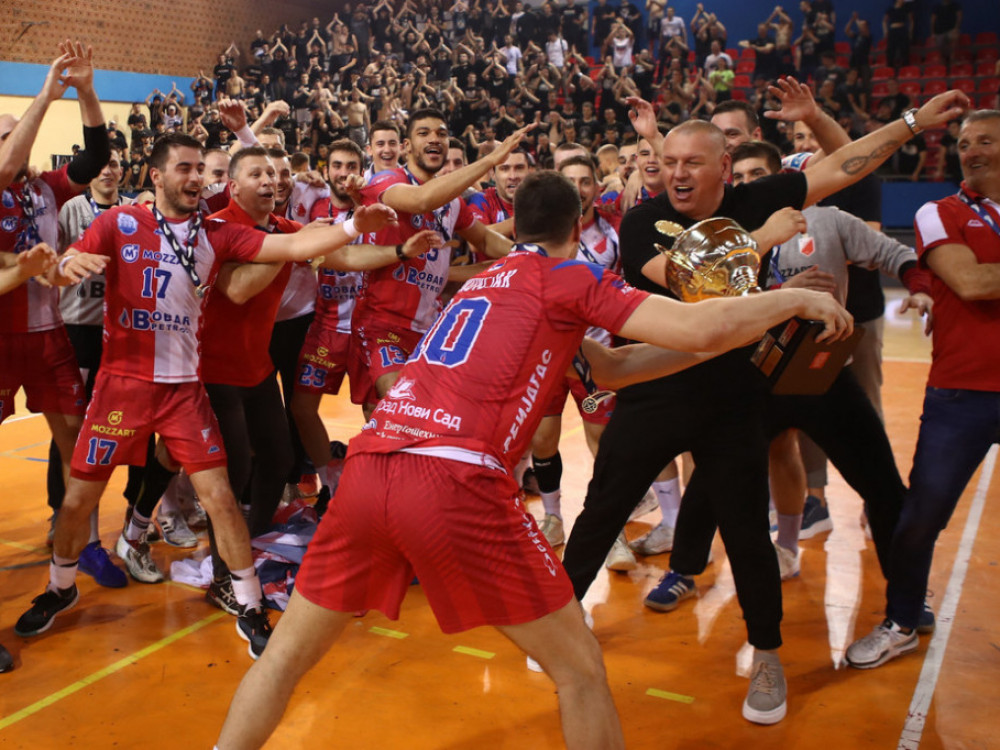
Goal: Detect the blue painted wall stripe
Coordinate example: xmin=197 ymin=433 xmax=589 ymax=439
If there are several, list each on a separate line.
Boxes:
xmin=0 ymin=62 xmax=194 ymax=103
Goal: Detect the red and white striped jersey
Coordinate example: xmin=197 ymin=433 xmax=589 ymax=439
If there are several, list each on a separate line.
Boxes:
xmin=0 ymin=168 xmax=78 ymax=333
xmin=309 ymin=198 xmax=363 ymax=336
xmin=70 ymin=205 xmax=263 ymax=383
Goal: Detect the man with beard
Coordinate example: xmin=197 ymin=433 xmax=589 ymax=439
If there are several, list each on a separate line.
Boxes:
xmin=348 ymin=109 xmax=529 ymax=406
xmin=13 ymin=134 xmax=396 ymax=660
xmin=468 ymin=147 xmax=531 ymax=237
xmin=292 ymin=139 xmax=439 ymax=505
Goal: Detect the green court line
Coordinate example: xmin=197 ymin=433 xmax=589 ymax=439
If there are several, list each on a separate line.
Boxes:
xmin=453 ymin=645 xmax=495 ymax=659
xmin=646 ymin=687 xmax=695 ymax=704
xmin=370 ymin=626 xmax=409 ymax=639
xmin=0 ymin=610 xmax=227 ymax=731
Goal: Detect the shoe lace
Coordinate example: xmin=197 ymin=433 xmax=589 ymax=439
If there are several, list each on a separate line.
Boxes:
xmin=750 ymin=661 xmax=777 ymax=696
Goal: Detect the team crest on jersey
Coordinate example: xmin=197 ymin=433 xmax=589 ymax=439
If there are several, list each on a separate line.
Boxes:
xmin=0 ymin=216 xmax=17 ymax=233
xmin=201 ymin=428 xmax=212 ymax=442
xmin=120 ymin=244 xmax=140 ymax=262
xmin=1 ymin=190 xmax=14 ymax=209
xmin=386 ymin=375 xmax=416 ymax=401
xmin=117 ymin=212 xmax=139 ymax=236
xmin=108 ymin=410 xmax=123 ymax=425
xmin=295 ymin=204 xmax=306 ymax=216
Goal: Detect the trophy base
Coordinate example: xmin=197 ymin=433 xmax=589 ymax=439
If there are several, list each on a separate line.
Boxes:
xmin=751 ymin=318 xmax=864 ymax=396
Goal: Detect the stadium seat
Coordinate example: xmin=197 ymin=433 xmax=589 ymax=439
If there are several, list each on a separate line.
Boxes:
xmin=977 ymin=93 xmax=998 ymax=109
xmin=835 ymin=41 xmax=849 ymax=55
xmin=732 ymin=74 xmax=751 ymax=88
xmin=950 ymin=62 xmax=974 ymax=77
xmin=974 ymin=32 xmax=998 ymax=46
xmin=975 ymin=62 xmax=995 ymax=77
xmin=871 ymin=81 xmax=890 ymax=98
xmin=872 ymin=66 xmax=893 ymax=79
xmin=899 ymin=65 xmax=921 ymax=78
xmin=740 ymin=47 xmax=756 ymax=59
xmin=726 ymin=48 xmax=739 ymax=60
xmin=923 ymin=49 xmax=943 ymax=65
xmin=950 ymin=78 xmax=976 ymax=95
xmin=922 ymin=64 xmax=947 ymax=79
xmin=977 ymin=77 xmax=1000 ymax=93
xmin=899 ymin=81 xmax=922 ymax=98
xmin=976 ymin=47 xmax=999 ymax=64
xmin=736 ymin=60 xmax=755 ymax=73
xmin=922 ymin=80 xmax=948 ymax=97
xmin=732 ymin=89 xmax=747 ymax=101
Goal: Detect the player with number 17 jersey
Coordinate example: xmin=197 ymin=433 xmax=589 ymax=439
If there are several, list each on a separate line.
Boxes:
xmin=352 ymin=245 xmax=648 ymax=469
xmin=71 ymin=205 xmax=263 ymax=383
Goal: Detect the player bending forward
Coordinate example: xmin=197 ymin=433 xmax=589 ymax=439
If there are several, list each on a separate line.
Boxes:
xmin=215 ymin=171 xmax=852 ymax=749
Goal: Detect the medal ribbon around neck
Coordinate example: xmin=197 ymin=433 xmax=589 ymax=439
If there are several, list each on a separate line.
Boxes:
xmin=152 ymin=206 xmax=205 ymax=294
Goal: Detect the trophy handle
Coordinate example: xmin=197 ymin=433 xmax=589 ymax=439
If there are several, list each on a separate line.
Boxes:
xmin=662 ymin=248 xmax=699 ymax=273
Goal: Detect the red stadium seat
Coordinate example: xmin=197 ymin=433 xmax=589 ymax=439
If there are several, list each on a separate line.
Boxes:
xmin=922 ymin=79 xmax=948 ymax=96
xmin=835 ymin=41 xmax=849 ymax=55
xmin=872 ymin=66 xmax=893 ymax=80
xmin=836 ymin=55 xmax=849 ymax=68
xmin=974 ymin=32 xmax=998 ymax=46
xmin=732 ymin=88 xmax=747 ymax=101
xmin=736 ymin=60 xmax=755 ymax=73
xmin=923 ymin=49 xmax=943 ymax=65
xmin=873 ymin=53 xmax=887 ymax=67
xmin=976 ymin=47 xmax=999 ymax=64
xmin=950 ymin=62 xmax=973 ymax=77
xmin=726 ymin=48 xmax=739 ymax=60
xmin=950 ymin=77 xmax=976 ymax=95
xmin=952 ymin=49 xmax=972 ymax=65
xmin=975 ymin=62 xmax=996 ymax=77
xmin=740 ymin=47 xmax=756 ymax=59
xmin=899 ymin=81 xmax=922 ymax=98
xmin=978 ymin=93 xmax=999 ymax=109
xmin=875 ymin=39 xmax=887 ymax=51
xmin=922 ymin=64 xmax=947 ymax=79
xmin=977 ymin=77 xmax=1000 ymax=93
xmin=959 ymin=33 xmax=972 ymax=46
xmin=871 ymin=81 xmax=890 ymax=98
xmin=732 ymin=74 xmax=752 ymax=88
xmin=899 ymin=65 xmax=921 ymax=78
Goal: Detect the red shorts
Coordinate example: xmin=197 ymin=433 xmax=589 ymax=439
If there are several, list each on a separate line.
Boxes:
xmin=296 ymin=451 xmax=574 ymax=633
xmin=542 ymin=376 xmax=615 ymax=425
xmin=348 ymin=323 xmax=423 ymax=405
xmin=294 ymin=324 xmax=351 ymax=396
xmin=70 ymin=373 xmax=227 ymax=481
xmin=0 ymin=329 xmax=86 ymax=424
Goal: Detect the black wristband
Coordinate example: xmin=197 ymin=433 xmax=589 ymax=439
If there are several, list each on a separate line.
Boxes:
xmin=66 ymin=124 xmax=112 ymax=185
xmin=395 ymin=244 xmax=405 ymax=260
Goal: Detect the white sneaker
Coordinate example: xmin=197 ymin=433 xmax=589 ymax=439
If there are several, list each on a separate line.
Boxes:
xmin=629 ymin=521 xmax=674 ymax=556
xmin=846 ymin=619 xmax=918 ymax=669
xmin=157 ymin=512 xmax=199 ymax=548
xmin=774 ymin=542 xmax=800 ymax=581
xmin=115 ymin=533 xmax=165 ymax=584
xmin=539 ymin=514 xmax=565 ymax=547
xmin=605 ymin=531 xmax=637 ymax=571
xmin=628 ymin=489 xmax=659 ymax=521
xmin=527 ymin=610 xmax=594 ymax=672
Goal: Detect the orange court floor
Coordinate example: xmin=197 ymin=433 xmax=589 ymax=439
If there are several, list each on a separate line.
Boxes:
xmin=0 ymin=290 xmax=997 ymax=749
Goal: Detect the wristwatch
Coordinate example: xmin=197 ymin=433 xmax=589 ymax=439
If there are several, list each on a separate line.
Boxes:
xmin=902 ymin=108 xmax=923 ymax=136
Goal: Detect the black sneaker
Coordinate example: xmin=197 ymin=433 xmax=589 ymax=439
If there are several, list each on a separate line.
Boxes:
xmin=0 ymin=643 xmax=13 ymax=673
xmin=14 ymin=585 xmax=80 ymax=637
xmin=236 ymin=607 xmax=273 ymax=660
xmin=206 ymin=576 xmax=243 ymax=616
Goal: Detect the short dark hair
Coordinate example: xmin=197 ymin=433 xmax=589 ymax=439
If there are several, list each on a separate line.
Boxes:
xmin=405 ymin=108 xmax=448 ymax=138
xmin=266 ymin=147 xmax=289 ymax=162
xmin=370 ymin=120 xmax=401 ymax=141
xmin=731 ymin=140 xmax=782 ymax=174
xmin=448 ymin=136 xmax=466 ymax=152
xmin=557 ymin=153 xmax=598 ymax=175
xmin=514 ymin=171 xmax=581 ymax=243
xmin=289 ymin=152 xmax=311 ymax=170
xmin=148 ymin=133 xmax=203 ymax=171
xmin=327 ymin=138 xmax=365 ymax=163
xmin=259 ymin=126 xmax=285 ymax=147
xmin=228 ymin=145 xmax=270 ymax=178
xmin=713 ymin=99 xmax=760 ymax=132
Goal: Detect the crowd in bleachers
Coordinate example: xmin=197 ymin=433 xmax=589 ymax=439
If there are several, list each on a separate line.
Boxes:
xmin=112 ymin=0 xmax=998 ymax=187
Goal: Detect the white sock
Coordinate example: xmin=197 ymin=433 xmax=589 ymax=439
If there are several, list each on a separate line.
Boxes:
xmin=88 ymin=507 xmax=100 ymax=545
xmin=125 ymin=509 xmax=151 ymax=542
xmin=652 ymin=478 xmax=682 ymax=527
xmin=49 ymin=558 xmax=78 ymax=591
xmin=541 ymin=490 xmax=562 ymax=518
xmin=230 ymin=566 xmax=262 ymax=611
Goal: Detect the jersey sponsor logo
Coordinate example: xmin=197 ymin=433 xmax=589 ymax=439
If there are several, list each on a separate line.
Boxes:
xmin=121 ymin=243 xmax=140 ymax=262
xmin=90 ymin=422 xmax=136 ymax=437
xmin=386 ymin=375 xmax=417 ymax=401
xmin=968 ymin=219 xmax=984 ymax=228
xmin=108 ymin=410 xmax=124 ymax=425
xmin=0 ymin=216 xmax=17 ymax=233
xmin=118 ymin=308 xmax=192 ymax=332
xmin=317 ymin=346 xmax=329 ymax=357
xmin=1 ymin=190 xmax=14 ymax=209
xmin=117 ymin=213 xmax=139 ymax=235
xmin=142 ymin=249 xmax=180 ymax=265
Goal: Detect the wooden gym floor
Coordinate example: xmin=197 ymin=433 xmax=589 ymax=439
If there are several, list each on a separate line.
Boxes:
xmin=0 ymin=290 xmax=996 ymax=749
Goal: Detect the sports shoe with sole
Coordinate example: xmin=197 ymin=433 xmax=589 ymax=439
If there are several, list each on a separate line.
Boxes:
xmin=644 ymin=571 xmax=696 ymax=612
xmin=157 ymin=512 xmax=199 ymax=548
xmin=774 ymin=542 xmax=800 ymax=581
xmin=206 ymin=576 xmax=243 ymax=616
xmin=629 ymin=521 xmax=675 ymax=556
xmin=742 ymin=653 xmax=787 ymax=724
xmin=0 ymin=643 xmax=12 ymax=673
xmin=605 ymin=532 xmax=638 ymax=571
xmin=115 ymin=533 xmax=165 ymax=584
xmin=799 ymin=495 xmax=833 ymax=539
xmin=539 ymin=514 xmax=565 ymax=547
xmin=78 ymin=541 xmax=128 ymax=588
xmin=236 ymin=606 xmax=273 ymax=660
xmin=846 ymin=619 xmax=918 ymax=669
xmin=917 ymin=602 xmax=935 ymax=635
xmin=628 ymin=489 xmax=658 ymax=521
xmin=14 ymin=585 xmax=79 ymax=637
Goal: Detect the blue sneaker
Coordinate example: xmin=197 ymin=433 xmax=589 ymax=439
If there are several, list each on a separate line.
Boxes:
xmin=917 ymin=602 xmax=936 ymax=635
xmin=644 ymin=571 xmax=696 ymax=612
xmin=799 ymin=495 xmax=833 ymax=539
xmin=78 ymin=541 xmax=128 ymax=588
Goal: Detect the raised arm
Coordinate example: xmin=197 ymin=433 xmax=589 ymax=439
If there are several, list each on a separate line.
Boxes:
xmin=763 ymin=76 xmax=850 ymax=162
xmin=803 ymin=90 xmax=969 ymax=207
xmin=320 ymin=229 xmax=441 ymax=270
xmin=253 ymin=203 xmax=398 ymax=263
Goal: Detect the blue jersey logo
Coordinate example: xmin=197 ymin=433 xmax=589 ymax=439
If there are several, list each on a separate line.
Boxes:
xmin=117 ymin=213 xmax=138 ymax=236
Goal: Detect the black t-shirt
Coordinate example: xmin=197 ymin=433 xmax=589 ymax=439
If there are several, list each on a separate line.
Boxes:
xmin=619 ymin=171 xmax=807 ymax=396
xmin=213 ymin=63 xmax=234 ymax=82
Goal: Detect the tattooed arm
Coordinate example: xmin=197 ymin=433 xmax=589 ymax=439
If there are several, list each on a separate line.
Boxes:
xmin=803 ymin=90 xmax=969 ymax=207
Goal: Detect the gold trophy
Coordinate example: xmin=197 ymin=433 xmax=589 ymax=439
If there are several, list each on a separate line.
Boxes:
xmin=655 ymin=217 xmax=761 ymax=301
xmin=654 ymin=217 xmax=861 ymax=395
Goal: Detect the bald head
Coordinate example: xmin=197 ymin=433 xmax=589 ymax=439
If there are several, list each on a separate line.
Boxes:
xmin=667 ymin=120 xmax=728 ymax=157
